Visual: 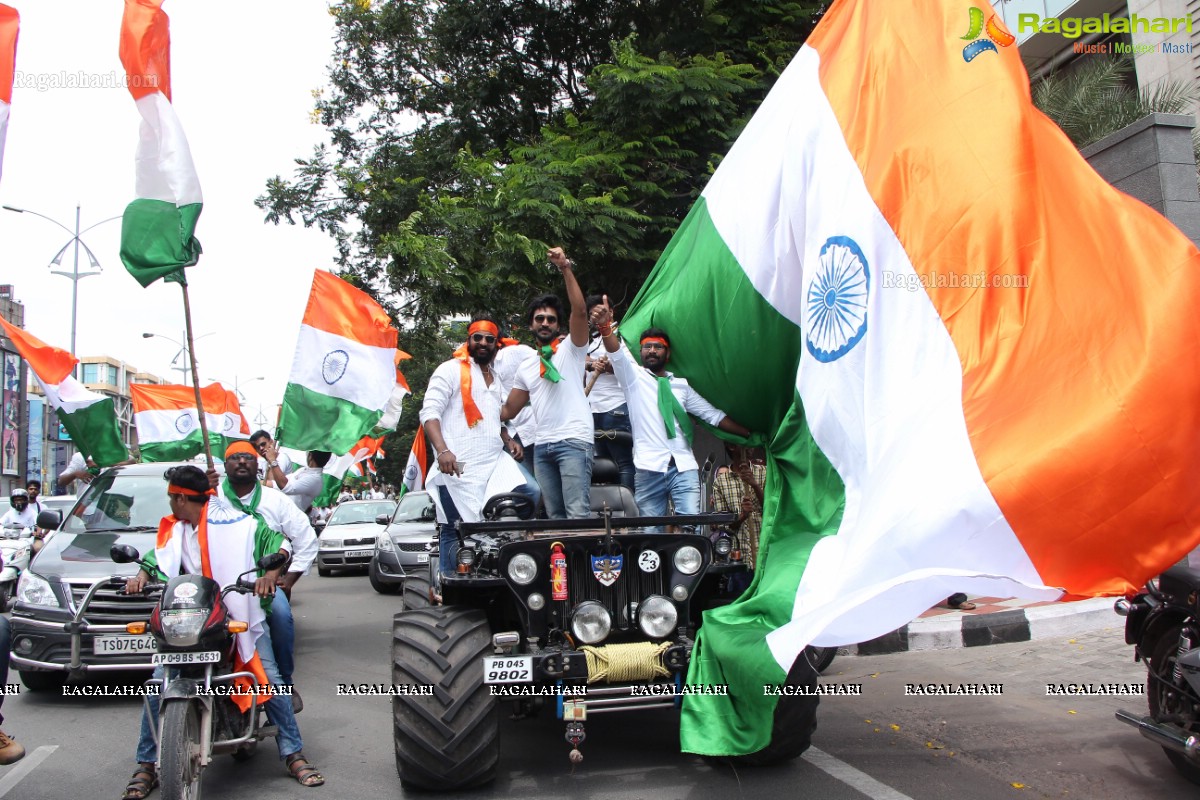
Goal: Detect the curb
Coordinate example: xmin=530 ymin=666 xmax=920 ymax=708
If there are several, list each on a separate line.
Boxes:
xmin=848 ymin=597 xmax=1121 ymax=656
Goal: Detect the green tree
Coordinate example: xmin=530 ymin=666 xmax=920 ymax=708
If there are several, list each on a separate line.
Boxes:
xmin=257 ymin=0 xmax=823 ymax=334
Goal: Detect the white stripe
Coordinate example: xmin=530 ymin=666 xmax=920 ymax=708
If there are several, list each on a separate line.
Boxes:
xmin=802 ymin=747 xmax=916 ymax=800
xmin=133 ymin=93 xmax=202 ymax=206
xmin=0 ymin=745 xmax=59 ymax=798
xmin=37 ymin=374 xmax=107 ymax=414
xmin=134 ymin=408 xmax=248 ymax=443
xmin=703 ymin=48 xmax=1059 ymax=670
xmin=376 ymin=382 xmax=410 ymax=432
xmin=289 ymin=324 xmax=397 ymax=410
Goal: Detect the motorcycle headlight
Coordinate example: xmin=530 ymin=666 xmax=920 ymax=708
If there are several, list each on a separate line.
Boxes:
xmin=508 ymin=554 xmax=538 ymax=585
xmin=570 ymin=601 xmax=612 ymax=645
xmin=673 ymin=546 xmax=702 ymax=575
xmin=16 ymin=571 xmax=60 ymax=608
xmin=161 ymin=609 xmax=210 ymax=647
xmin=320 ymin=538 xmax=343 ymax=549
xmin=377 ymin=535 xmax=394 ymax=552
xmin=638 ymin=595 xmax=678 ymax=639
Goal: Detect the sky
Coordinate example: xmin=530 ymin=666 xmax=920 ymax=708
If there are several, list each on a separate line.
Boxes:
xmin=1 ymin=0 xmax=342 ymax=431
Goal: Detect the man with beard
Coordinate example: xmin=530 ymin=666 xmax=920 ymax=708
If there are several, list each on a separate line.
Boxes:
xmin=589 ymin=300 xmax=751 ymax=527
xmin=500 ymin=248 xmax=594 ymax=518
xmin=421 ymin=313 xmax=534 ymax=577
xmin=207 ymin=441 xmax=317 ymax=708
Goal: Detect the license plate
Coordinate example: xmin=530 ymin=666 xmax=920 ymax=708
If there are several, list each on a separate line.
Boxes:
xmin=151 ymin=651 xmax=221 ymax=666
xmin=346 ymin=549 xmax=373 ymax=559
xmin=483 ymin=655 xmax=533 ymax=684
xmin=417 ymin=554 xmax=428 ymax=564
xmin=94 ymin=635 xmax=158 ymax=655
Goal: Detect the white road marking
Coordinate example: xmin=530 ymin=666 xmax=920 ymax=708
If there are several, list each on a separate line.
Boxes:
xmin=802 ymin=746 xmax=915 ymax=800
xmin=0 ymin=745 xmax=58 ymax=798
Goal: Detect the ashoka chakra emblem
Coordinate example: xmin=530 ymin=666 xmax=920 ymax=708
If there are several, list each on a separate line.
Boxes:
xmin=806 ymin=235 xmax=870 ymax=363
xmin=222 ymin=416 xmax=236 ymax=433
xmin=174 ymin=413 xmax=196 ymax=435
xmin=322 ymin=350 xmax=350 ymax=385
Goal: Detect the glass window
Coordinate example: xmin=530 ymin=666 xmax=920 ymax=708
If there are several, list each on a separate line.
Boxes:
xmin=107 ymin=365 xmax=119 ymax=385
xmin=81 ymin=363 xmax=99 ymax=383
xmin=327 ymin=501 xmax=398 ymax=525
xmin=394 ymin=492 xmax=436 ymax=522
xmin=59 ymin=470 xmax=171 ymax=534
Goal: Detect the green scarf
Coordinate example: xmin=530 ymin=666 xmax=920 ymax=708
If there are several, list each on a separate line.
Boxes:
xmin=539 ymin=345 xmax=562 ymax=383
xmin=221 ymin=479 xmax=278 ymax=613
xmin=656 ymin=375 xmax=693 ymax=445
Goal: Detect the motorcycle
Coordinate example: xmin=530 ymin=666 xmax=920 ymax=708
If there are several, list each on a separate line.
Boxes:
xmin=0 ymin=524 xmax=35 ymax=613
xmin=111 ymin=544 xmax=289 ymax=800
xmin=1115 ymin=564 xmax=1200 ymax=785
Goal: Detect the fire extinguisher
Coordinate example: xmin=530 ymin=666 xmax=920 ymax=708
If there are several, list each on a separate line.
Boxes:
xmin=550 ymin=542 xmax=568 ymax=601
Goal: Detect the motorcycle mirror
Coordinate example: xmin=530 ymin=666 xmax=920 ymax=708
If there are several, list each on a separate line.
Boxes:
xmin=110 ymin=543 xmax=141 ymax=564
xmin=257 ymin=552 xmax=288 ymax=572
xmin=36 ymin=510 xmax=62 ymax=531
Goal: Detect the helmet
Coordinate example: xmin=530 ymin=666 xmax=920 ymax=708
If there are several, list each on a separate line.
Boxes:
xmin=10 ymin=488 xmax=28 ymax=501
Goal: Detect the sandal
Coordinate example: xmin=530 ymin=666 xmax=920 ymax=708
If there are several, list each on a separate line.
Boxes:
xmin=122 ymin=764 xmax=158 ymax=800
xmin=286 ymin=752 xmax=325 ymax=787
xmin=939 ymin=593 xmax=977 ymax=611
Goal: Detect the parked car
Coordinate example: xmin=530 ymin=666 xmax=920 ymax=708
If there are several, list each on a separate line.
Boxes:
xmin=8 ymin=464 xmax=179 ymax=691
xmin=369 ymin=490 xmax=436 ymax=598
xmin=316 ymin=499 xmax=397 ymax=576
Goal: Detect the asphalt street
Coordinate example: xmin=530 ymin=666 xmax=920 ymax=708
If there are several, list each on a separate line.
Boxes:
xmin=0 ymin=572 xmax=1193 ymax=799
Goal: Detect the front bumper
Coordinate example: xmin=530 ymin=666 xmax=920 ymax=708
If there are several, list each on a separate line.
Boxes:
xmin=317 ymin=546 xmax=375 ymax=569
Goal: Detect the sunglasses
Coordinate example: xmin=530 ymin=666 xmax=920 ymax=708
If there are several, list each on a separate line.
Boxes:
xmin=470 ymin=333 xmax=497 ymax=344
xmin=534 ymin=314 xmax=558 ymax=324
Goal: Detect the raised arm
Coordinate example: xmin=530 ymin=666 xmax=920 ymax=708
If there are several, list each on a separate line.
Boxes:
xmin=548 ymin=246 xmax=589 ymax=347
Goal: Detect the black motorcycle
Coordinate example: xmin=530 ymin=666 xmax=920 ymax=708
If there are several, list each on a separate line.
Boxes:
xmin=1115 ymin=564 xmax=1200 ymax=785
xmin=112 ymin=544 xmax=288 ymax=800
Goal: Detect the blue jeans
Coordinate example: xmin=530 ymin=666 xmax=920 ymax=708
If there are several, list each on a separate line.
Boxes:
xmin=517 ymin=439 xmax=537 ymax=479
xmin=136 ymin=632 xmax=302 ymax=762
xmin=438 ymin=480 xmax=540 ymax=576
xmin=635 ymin=463 xmax=700 ymax=531
xmin=594 ymin=406 xmax=635 ymax=493
xmin=0 ymin=617 xmax=9 ymax=727
xmin=267 ymin=588 xmax=294 ymax=685
xmin=535 ymin=440 xmax=593 ymax=519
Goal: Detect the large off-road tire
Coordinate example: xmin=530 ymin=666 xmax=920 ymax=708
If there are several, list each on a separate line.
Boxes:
xmin=19 ymin=670 xmax=66 ymax=692
xmin=712 ymin=648 xmax=819 ymax=766
xmin=392 ymin=606 xmax=497 ymax=791
xmin=369 ymin=561 xmax=401 ymax=595
xmin=1147 ymin=625 xmax=1200 ymax=785
xmin=159 ymin=700 xmax=205 ymax=800
xmin=402 ymin=573 xmax=432 ymax=610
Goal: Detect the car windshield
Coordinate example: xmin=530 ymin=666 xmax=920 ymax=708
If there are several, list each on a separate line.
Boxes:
xmin=59 ymin=472 xmax=172 ymax=534
xmin=393 ymin=492 xmax=435 ymax=523
xmin=327 ymin=501 xmax=396 ymax=526
xmin=40 ymin=496 xmax=77 ymax=512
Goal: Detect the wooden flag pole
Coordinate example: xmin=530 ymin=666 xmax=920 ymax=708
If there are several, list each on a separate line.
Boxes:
xmin=180 ymin=281 xmax=214 ymax=470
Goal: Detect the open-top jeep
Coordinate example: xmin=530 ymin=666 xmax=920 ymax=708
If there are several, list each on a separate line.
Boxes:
xmin=389 ymin=467 xmax=821 ymax=791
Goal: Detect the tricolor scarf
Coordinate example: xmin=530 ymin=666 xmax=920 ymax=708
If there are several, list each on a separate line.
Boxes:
xmin=538 ymin=338 xmax=562 ymax=383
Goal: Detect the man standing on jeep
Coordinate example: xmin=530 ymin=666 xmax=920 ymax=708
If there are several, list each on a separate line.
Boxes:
xmin=422 ymin=313 xmax=536 ymax=577
xmin=589 ymin=299 xmax=751 ymax=526
xmin=500 ymin=247 xmax=594 ymax=519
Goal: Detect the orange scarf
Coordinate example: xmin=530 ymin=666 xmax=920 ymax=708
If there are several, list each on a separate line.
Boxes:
xmin=457 ymin=321 xmax=502 ymax=427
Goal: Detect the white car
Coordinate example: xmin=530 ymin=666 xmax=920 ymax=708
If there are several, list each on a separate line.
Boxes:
xmin=316 ymin=499 xmax=398 ymax=576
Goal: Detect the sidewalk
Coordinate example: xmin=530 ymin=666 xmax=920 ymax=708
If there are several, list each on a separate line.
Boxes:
xmin=849 ymin=594 xmax=1121 ymax=655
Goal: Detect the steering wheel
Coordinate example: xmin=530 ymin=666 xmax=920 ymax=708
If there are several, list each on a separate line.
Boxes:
xmin=481 ymin=493 xmax=536 ymax=521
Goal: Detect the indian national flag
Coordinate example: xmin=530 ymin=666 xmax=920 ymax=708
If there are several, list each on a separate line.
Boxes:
xmin=0 ymin=4 xmax=16 ymax=185
xmin=315 ymin=435 xmax=381 ymax=507
xmin=117 ymin=0 xmax=203 ymax=287
xmin=622 ymin=0 xmax=1200 ymax=757
xmin=131 ymin=382 xmax=249 ymax=462
xmin=400 ymin=428 xmax=429 ymax=496
xmin=278 ymin=270 xmax=399 ymax=453
xmin=0 ymin=319 xmax=129 ymax=466
xmin=374 ymin=351 xmax=411 ymax=434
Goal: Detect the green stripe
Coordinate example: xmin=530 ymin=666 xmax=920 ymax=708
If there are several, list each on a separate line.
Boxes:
xmin=277 ymin=383 xmax=382 ymax=454
xmin=139 ymin=430 xmax=236 ymax=463
xmin=622 ymin=198 xmax=846 ymax=756
xmin=313 ymin=473 xmax=345 ymax=508
xmin=120 ymin=199 xmax=203 ymax=288
xmin=57 ymin=399 xmax=130 ymax=467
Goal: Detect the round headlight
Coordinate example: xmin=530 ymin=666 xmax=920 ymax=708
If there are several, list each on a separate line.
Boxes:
xmin=570 ymin=601 xmax=612 ymax=645
xmin=673 ymin=545 xmax=702 ymax=575
xmin=508 ymin=553 xmax=538 ymax=585
xmin=714 ymin=536 xmax=732 ymax=556
xmin=457 ymin=547 xmax=476 ymax=567
xmin=527 ymin=593 xmax=546 ymax=611
xmin=638 ymin=595 xmax=678 ymax=639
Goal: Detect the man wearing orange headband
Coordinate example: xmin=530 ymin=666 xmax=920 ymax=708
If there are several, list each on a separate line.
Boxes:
xmin=590 ymin=299 xmax=751 ymax=529
xmin=421 ymin=313 xmax=536 ymax=577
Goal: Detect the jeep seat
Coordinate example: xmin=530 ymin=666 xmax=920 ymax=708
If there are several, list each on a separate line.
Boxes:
xmin=590 ymin=457 xmax=638 ymax=517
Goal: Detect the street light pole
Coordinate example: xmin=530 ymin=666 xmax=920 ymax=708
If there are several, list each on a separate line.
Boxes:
xmin=143 ymin=331 xmax=214 ymax=386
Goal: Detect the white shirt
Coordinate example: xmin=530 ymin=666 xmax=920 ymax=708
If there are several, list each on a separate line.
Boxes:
xmin=0 ymin=505 xmax=36 ymax=529
xmin=493 ymin=344 xmax=538 ymax=445
xmin=609 ymin=346 xmax=727 ymax=472
xmin=281 ymin=465 xmax=325 ymax=511
xmin=213 ymin=480 xmax=318 ymax=574
xmin=512 ymin=339 xmax=593 ymax=445
xmin=257 ymin=451 xmax=294 ymax=484
xmin=62 ymin=451 xmax=91 ymax=495
xmin=586 ymin=336 xmax=628 ymax=414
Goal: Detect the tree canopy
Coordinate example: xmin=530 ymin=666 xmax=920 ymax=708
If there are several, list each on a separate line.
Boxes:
xmin=258 ymin=0 xmax=824 ymax=334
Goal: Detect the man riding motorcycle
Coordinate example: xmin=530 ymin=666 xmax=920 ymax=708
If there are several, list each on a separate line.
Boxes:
xmin=0 ymin=489 xmax=35 ymax=529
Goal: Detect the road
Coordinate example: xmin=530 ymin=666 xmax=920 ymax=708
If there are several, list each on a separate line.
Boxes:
xmin=0 ymin=572 xmax=1193 ymax=799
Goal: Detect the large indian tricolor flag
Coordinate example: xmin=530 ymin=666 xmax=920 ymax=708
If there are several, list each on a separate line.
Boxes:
xmin=278 ymin=270 xmax=400 ymax=453
xmin=400 ymin=427 xmax=429 ymax=496
xmin=0 ymin=4 xmax=16 ymax=185
xmin=131 ymin=382 xmax=249 ymax=462
xmin=625 ymin=0 xmax=1200 ymax=757
xmin=315 ymin=435 xmax=382 ymax=507
xmin=117 ymin=0 xmax=203 ymax=287
xmin=0 ymin=319 xmax=129 ymax=466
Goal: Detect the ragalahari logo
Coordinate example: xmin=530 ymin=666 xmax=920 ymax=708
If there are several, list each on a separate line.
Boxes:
xmin=961 ymin=6 xmax=1016 ymax=62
